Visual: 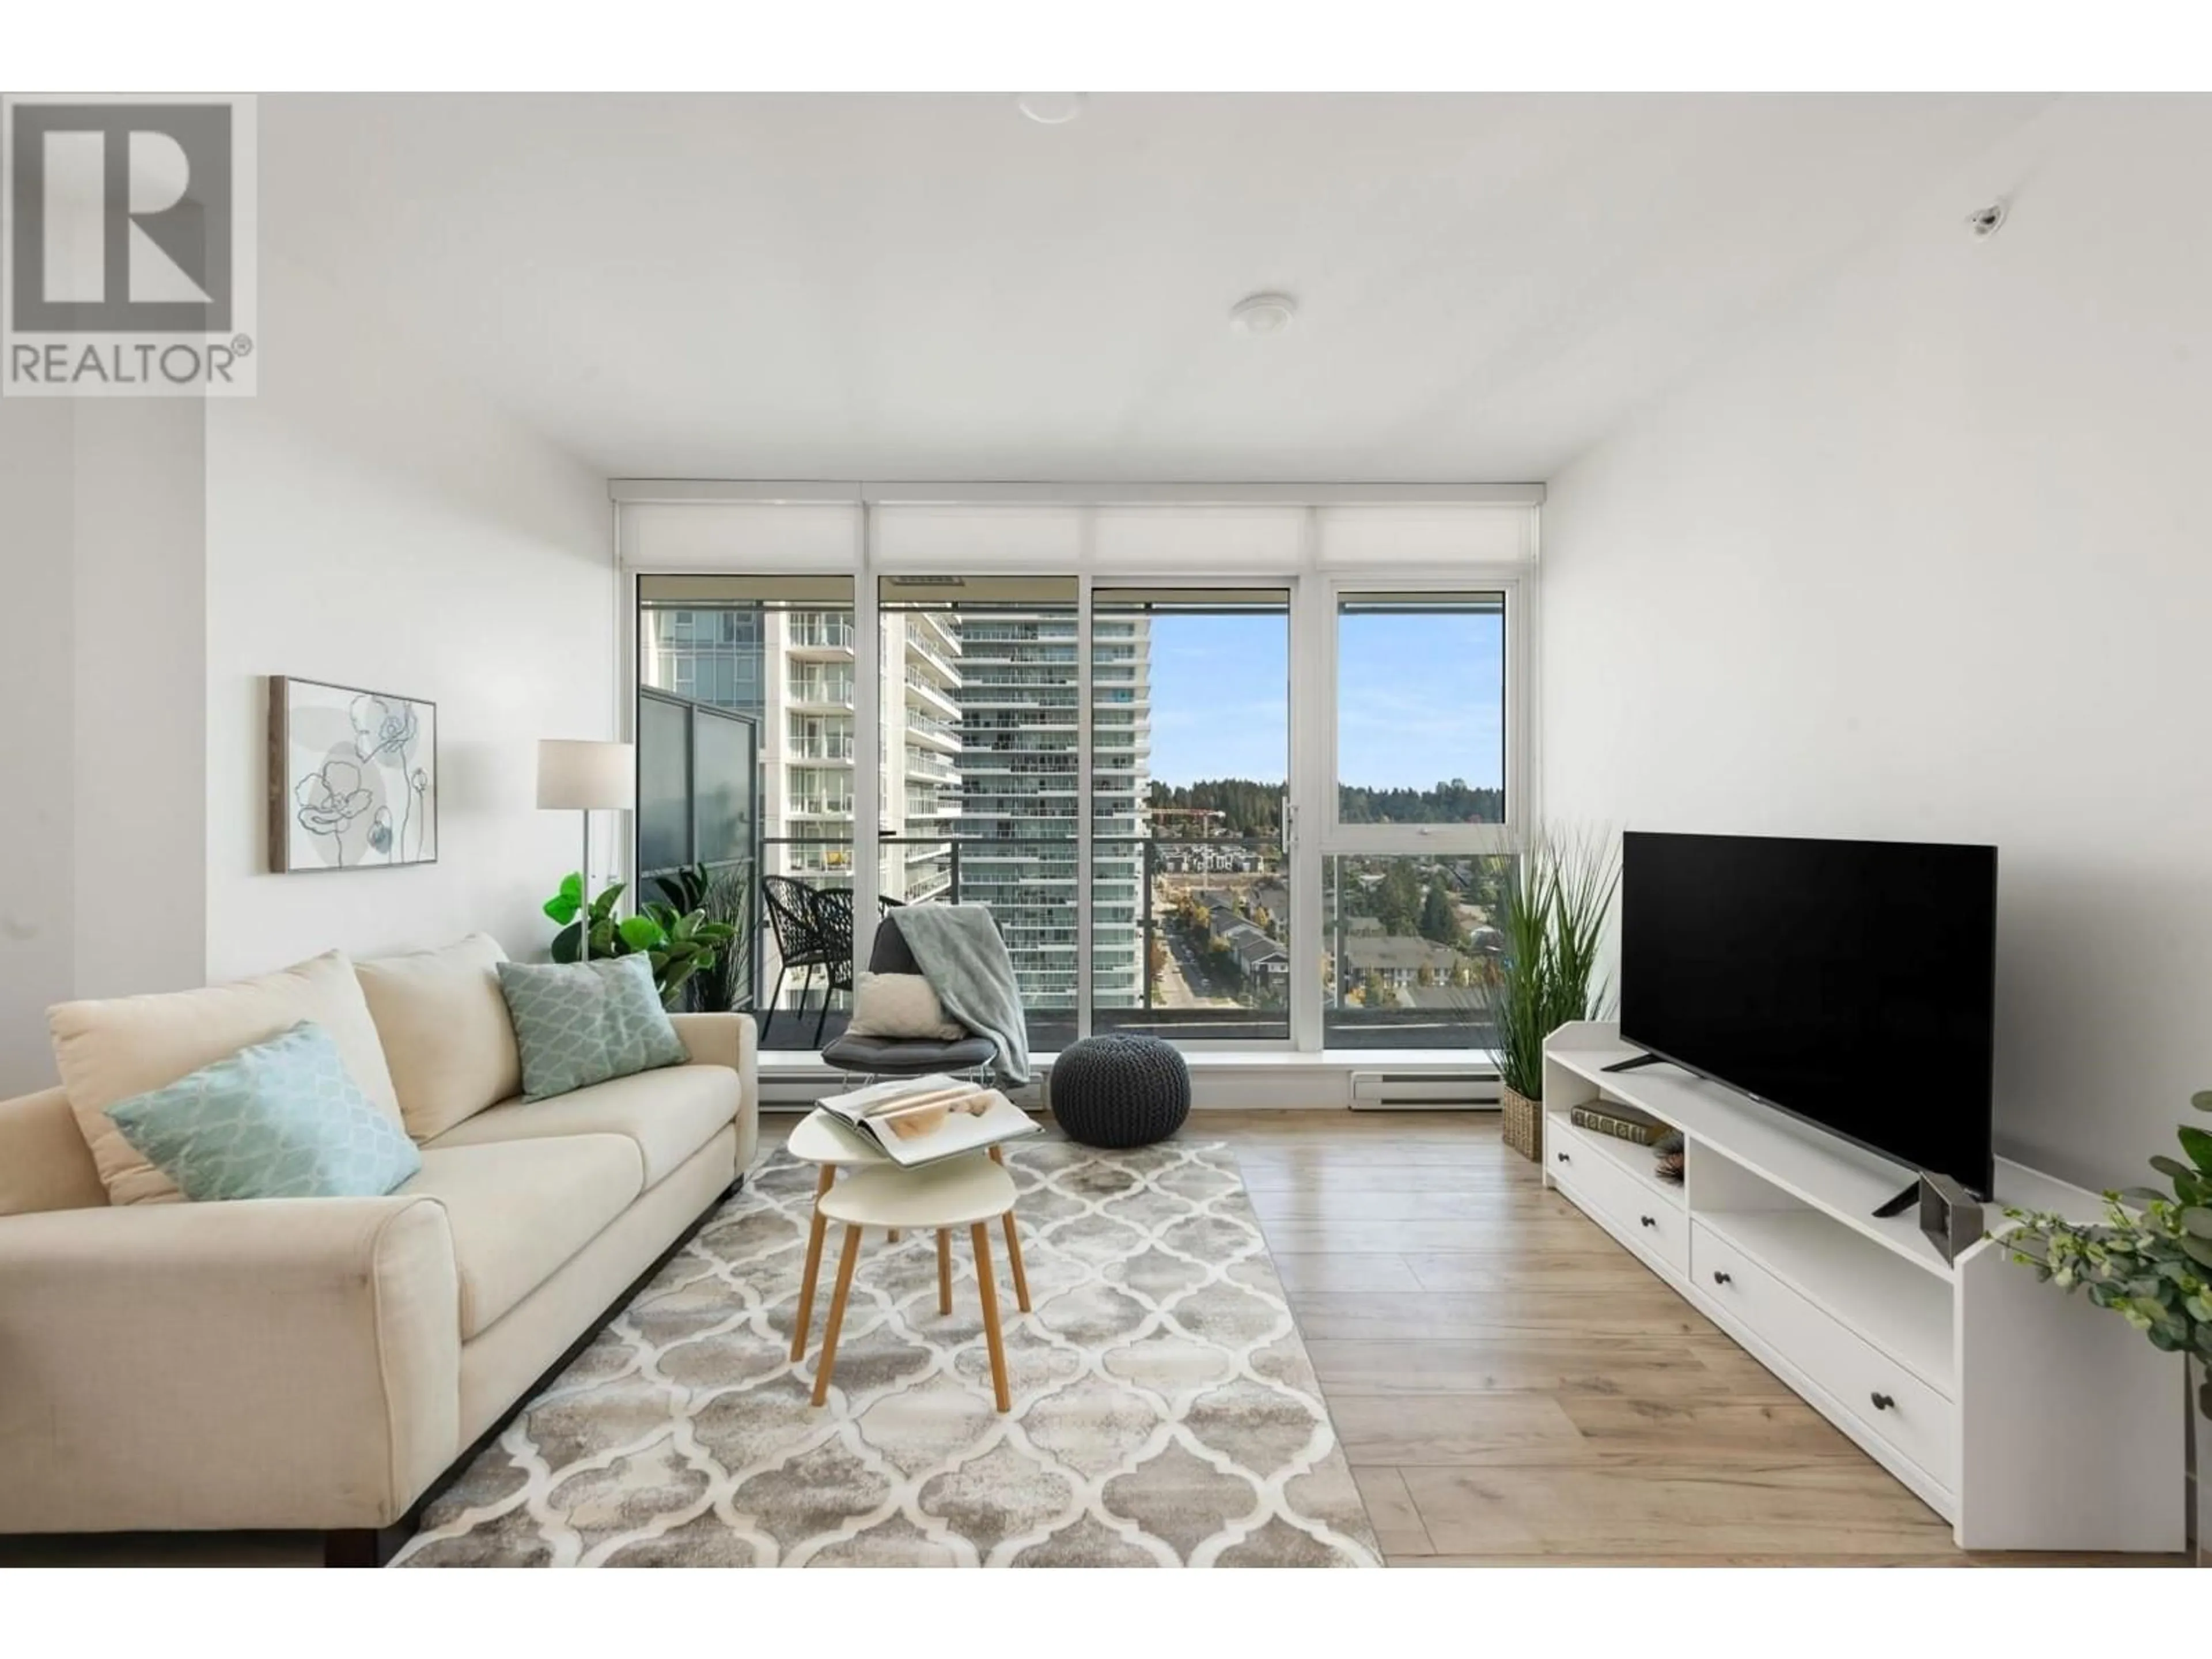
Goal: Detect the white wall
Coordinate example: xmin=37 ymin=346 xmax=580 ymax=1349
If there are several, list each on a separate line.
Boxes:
xmin=0 ymin=400 xmax=79 ymax=1092
xmin=0 ymin=398 xmax=211 ymax=1096
xmin=204 ymin=252 xmax=612 ymax=982
xmin=1540 ymin=96 xmax=2212 ymax=1190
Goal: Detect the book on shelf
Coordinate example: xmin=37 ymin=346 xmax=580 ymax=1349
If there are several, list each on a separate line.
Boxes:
xmin=1570 ymin=1101 xmax=1668 ymax=1146
xmin=813 ymin=1074 xmax=1043 ymax=1169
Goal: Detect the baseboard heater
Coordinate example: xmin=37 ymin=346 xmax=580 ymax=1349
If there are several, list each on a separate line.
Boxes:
xmin=1347 ymin=1070 xmax=1501 ymax=1110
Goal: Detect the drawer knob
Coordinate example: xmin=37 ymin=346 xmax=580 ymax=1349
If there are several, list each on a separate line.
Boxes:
xmin=1711 ymin=1270 xmax=1733 ymax=1286
xmin=1555 ymin=1152 xmax=1570 ymax=1164
xmin=1639 ymin=1214 xmax=1657 ymax=1228
xmin=1870 ymin=1391 xmax=1896 ymax=1412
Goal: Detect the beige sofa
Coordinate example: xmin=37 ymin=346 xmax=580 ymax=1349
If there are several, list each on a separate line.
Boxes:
xmin=0 ymin=937 xmax=757 ymax=1566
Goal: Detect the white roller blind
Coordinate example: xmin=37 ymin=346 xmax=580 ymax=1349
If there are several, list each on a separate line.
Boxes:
xmin=1314 ymin=505 xmax=1535 ymax=567
xmin=620 ymin=502 xmax=861 ymax=570
xmin=1090 ymin=506 xmax=1306 ymax=569
xmin=870 ymin=505 xmax=1084 ymax=567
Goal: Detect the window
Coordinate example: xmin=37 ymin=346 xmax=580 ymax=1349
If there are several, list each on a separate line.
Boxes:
xmin=639 ymin=574 xmax=856 ymax=1047
xmin=1092 ymin=588 xmax=1290 ymax=1043
xmin=1324 ymin=854 xmax=1506 ymax=1049
xmin=879 ymin=575 xmax=1081 ymax=1048
xmin=1335 ymin=593 xmax=1506 ymax=830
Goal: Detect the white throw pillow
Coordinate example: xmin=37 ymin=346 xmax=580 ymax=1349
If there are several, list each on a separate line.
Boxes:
xmin=847 ymin=972 xmax=967 ymax=1041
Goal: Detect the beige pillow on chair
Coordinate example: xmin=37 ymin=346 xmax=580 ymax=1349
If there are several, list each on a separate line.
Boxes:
xmin=846 ymin=972 xmax=967 ymax=1041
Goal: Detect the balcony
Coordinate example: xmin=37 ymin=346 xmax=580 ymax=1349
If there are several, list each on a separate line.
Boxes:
xmin=786 ymin=619 xmax=855 ymax=657
xmin=788 ymin=735 xmax=855 ymax=762
xmin=903 ymin=673 xmax=960 ymax=719
xmin=788 ymin=676 xmax=855 ymax=710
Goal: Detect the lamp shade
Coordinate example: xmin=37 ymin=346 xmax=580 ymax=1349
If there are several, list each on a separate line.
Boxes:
xmin=536 ymin=739 xmax=635 ymax=811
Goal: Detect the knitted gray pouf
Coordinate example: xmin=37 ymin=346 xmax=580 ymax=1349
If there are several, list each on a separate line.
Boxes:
xmin=1048 ymin=1035 xmax=1192 ymax=1149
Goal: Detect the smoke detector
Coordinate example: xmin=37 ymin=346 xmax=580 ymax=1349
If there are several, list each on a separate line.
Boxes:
xmin=1229 ymin=292 xmax=1298 ymax=335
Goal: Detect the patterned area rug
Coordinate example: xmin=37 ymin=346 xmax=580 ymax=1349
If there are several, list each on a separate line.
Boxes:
xmin=396 ymin=1138 xmax=1381 ymax=1566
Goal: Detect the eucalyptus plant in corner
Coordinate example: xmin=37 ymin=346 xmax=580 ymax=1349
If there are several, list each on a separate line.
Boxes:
xmin=1494 ymin=830 xmax=1619 ymax=1163
xmin=2002 ymin=1090 xmax=2212 ymax=1555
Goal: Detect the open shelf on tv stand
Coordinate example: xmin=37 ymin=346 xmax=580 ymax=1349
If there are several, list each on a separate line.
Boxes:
xmin=1536 ymin=1020 xmax=2183 ymax=1555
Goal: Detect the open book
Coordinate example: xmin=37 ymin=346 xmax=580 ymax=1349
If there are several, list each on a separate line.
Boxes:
xmin=813 ymin=1074 xmax=1044 ymax=1169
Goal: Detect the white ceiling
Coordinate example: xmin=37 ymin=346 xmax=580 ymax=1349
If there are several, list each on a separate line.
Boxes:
xmin=260 ymin=92 xmax=2050 ymax=482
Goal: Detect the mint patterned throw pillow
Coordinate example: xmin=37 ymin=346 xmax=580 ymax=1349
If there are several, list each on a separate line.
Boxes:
xmin=104 ymin=1021 xmax=422 ymax=1202
xmin=497 ymin=955 xmax=689 ymax=1101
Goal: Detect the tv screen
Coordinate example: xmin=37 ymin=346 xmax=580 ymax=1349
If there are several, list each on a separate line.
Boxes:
xmin=1619 ymin=831 xmax=1997 ymax=1196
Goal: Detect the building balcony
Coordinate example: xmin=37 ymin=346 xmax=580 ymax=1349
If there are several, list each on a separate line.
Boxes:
xmin=903 ymin=673 xmax=960 ymax=719
xmin=788 ymin=678 xmax=855 ymax=709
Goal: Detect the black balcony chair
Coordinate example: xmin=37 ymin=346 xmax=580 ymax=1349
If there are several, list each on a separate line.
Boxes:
xmin=819 ymin=907 xmax=1002 ymax=1085
xmin=760 ymin=876 xmax=856 ymax=1046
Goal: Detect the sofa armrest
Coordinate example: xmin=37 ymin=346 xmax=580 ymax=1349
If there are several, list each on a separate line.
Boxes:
xmin=669 ymin=1012 xmax=759 ymax=1172
xmin=0 ymin=1195 xmax=461 ymax=1534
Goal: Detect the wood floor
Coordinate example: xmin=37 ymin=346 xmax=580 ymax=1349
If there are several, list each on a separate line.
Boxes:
xmin=1 ymin=1109 xmax=2170 ymax=1568
xmin=1206 ymin=1109 xmax=2164 ymax=1567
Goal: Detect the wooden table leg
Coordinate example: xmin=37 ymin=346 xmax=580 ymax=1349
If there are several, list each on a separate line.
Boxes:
xmin=986 ymin=1145 xmax=1031 ymax=1313
xmin=970 ymin=1222 xmax=1010 ymax=1413
xmin=937 ymin=1229 xmax=953 ymax=1316
xmin=790 ymin=1165 xmax=835 ymax=1362
xmin=999 ymin=1211 xmax=1032 ymax=1314
xmin=811 ymin=1224 xmax=865 ymax=1408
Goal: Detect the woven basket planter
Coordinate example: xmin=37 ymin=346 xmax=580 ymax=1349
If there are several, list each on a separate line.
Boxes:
xmin=1501 ymin=1085 xmax=1543 ymax=1162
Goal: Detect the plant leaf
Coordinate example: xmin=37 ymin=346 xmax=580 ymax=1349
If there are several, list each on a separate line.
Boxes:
xmin=2181 ymin=1236 xmax=2212 ymax=1269
xmin=2191 ymin=1089 xmax=2212 ymax=1113
xmin=2179 ymin=1126 xmax=2212 ymax=1175
xmin=618 ymin=914 xmax=663 ymax=951
xmin=2152 ymin=1155 xmax=2196 ymax=1184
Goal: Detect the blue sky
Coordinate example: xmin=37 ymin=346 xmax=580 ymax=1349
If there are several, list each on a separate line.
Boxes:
xmin=1145 ymin=610 xmax=1505 ymax=790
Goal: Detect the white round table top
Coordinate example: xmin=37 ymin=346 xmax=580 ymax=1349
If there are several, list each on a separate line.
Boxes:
xmin=785 ymin=1108 xmax=892 ymax=1168
xmin=818 ymin=1153 xmax=1018 ymax=1230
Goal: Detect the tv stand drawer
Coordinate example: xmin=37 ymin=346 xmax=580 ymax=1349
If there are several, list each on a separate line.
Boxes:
xmin=1691 ymin=1221 xmax=1956 ymax=1491
xmin=1549 ymin=1119 xmax=1687 ymax=1278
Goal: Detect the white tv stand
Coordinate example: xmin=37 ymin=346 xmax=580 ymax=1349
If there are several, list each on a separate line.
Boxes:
xmin=1541 ymin=1021 xmax=2182 ymax=1552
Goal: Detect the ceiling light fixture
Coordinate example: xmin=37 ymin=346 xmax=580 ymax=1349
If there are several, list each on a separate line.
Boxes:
xmin=1229 ymin=292 xmax=1298 ymax=335
xmin=1016 ymin=92 xmax=1087 ymax=126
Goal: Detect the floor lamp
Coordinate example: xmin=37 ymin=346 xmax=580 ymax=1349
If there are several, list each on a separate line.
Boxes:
xmin=537 ymin=739 xmax=636 ymax=964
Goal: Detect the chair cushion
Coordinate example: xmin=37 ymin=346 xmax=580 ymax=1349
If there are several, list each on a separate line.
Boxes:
xmin=399 ymin=1135 xmax=643 ymax=1338
xmin=48 ymin=949 xmax=403 ymax=1206
xmin=496 ymin=956 xmax=688 ymax=1101
xmin=356 ymin=934 xmax=521 ymax=1142
xmin=425 ymin=1062 xmax=738 ymax=1188
xmin=105 ymin=1021 xmax=423 ymax=1202
xmin=821 ymin=1032 xmax=999 ymax=1073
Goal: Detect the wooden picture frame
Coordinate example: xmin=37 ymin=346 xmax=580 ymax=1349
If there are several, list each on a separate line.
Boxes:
xmin=267 ymin=675 xmax=439 ymax=873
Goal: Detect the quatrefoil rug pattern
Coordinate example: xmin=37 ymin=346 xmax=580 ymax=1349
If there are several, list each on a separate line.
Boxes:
xmin=396 ymin=1139 xmax=1381 ymax=1567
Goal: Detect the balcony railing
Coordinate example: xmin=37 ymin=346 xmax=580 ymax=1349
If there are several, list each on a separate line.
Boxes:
xmin=789 ymin=676 xmax=855 ymax=707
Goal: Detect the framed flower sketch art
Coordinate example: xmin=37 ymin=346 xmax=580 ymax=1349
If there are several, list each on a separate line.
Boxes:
xmin=268 ymin=676 xmax=438 ymax=873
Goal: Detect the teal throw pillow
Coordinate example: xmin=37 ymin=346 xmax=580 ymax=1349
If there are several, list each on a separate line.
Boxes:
xmin=104 ymin=1020 xmax=422 ymax=1202
xmin=497 ymin=954 xmax=688 ymax=1101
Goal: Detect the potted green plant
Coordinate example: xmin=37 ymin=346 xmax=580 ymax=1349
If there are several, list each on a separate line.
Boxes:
xmin=1495 ymin=831 xmax=1618 ymax=1162
xmin=541 ymin=867 xmax=736 ymax=1010
xmin=2003 ymin=1090 xmax=2212 ymax=1563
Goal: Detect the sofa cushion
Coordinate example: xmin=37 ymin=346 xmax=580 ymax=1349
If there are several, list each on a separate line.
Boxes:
xmin=425 ymin=1062 xmax=738 ymax=1189
xmin=48 ymin=950 xmax=403 ymax=1207
xmin=496 ymin=956 xmax=688 ymax=1101
xmin=356 ymin=934 xmax=522 ymax=1142
xmin=105 ymin=1021 xmax=423 ymax=1202
xmin=399 ymin=1135 xmax=643 ymax=1338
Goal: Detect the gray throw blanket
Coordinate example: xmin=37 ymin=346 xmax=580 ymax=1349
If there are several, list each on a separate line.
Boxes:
xmin=891 ymin=903 xmax=1032 ymax=1085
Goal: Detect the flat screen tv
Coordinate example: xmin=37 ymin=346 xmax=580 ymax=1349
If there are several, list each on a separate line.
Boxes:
xmin=1618 ymin=831 xmax=1998 ymax=1199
